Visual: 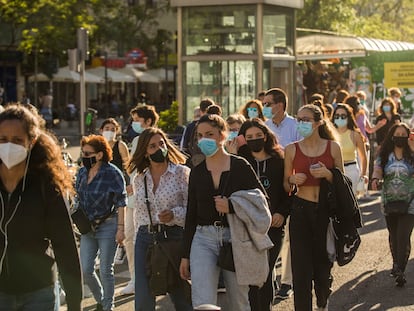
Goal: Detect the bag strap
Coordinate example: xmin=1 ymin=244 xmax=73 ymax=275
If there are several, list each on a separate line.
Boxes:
xmin=144 ymin=175 xmax=154 ymax=227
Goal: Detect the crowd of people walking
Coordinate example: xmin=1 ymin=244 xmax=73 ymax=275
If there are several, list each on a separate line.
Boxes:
xmin=0 ymin=84 xmax=413 ymax=311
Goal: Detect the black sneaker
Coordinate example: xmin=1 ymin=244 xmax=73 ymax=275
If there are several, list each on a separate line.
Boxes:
xmin=390 ymin=264 xmax=398 ymax=278
xmin=395 ymin=272 xmax=406 ymax=287
xmin=275 ymin=284 xmax=293 ymax=300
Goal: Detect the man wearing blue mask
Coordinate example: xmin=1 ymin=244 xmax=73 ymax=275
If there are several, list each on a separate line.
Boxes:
xmin=263 ymin=87 xmax=301 ymax=302
xmin=263 ymin=88 xmax=302 ymax=149
xmin=126 ymin=105 xmax=159 ymax=143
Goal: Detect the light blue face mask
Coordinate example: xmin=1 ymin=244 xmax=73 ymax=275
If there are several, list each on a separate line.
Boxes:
xmin=132 ymin=121 xmax=143 ymax=134
xmin=227 ymin=131 xmax=238 ymax=141
xmin=334 ymin=118 xmax=348 ymax=128
xmin=360 ymin=99 xmax=366 ymax=106
xmin=296 ymin=121 xmax=314 ymax=138
xmin=263 ymin=107 xmax=273 ymax=119
xmin=247 ymin=108 xmax=259 ymax=119
xmin=383 ymin=105 xmax=391 ymax=113
xmin=197 ymin=138 xmax=219 ymax=157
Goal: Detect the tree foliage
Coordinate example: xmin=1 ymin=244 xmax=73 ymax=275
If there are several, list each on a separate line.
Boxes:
xmin=297 ymin=0 xmax=414 ymax=42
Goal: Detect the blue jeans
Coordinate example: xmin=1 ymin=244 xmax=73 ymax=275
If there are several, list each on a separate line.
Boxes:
xmin=190 ymin=225 xmax=250 ymax=311
xmin=0 ymin=282 xmax=59 ymax=311
xmin=80 ymin=216 xmax=117 ymax=311
xmin=134 ymin=225 xmax=192 ymax=311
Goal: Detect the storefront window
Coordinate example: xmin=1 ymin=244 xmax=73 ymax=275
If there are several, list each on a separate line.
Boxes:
xmin=184 ymin=60 xmax=256 ymax=121
xmin=262 ymin=6 xmax=294 ymax=55
xmin=183 ymin=6 xmax=256 ymax=56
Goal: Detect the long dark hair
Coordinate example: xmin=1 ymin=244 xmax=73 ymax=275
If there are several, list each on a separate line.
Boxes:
xmin=128 ymin=127 xmax=187 ymax=174
xmin=238 ymin=118 xmax=283 ymax=159
xmin=379 ymin=123 xmax=414 ymax=169
xmin=0 ymin=104 xmax=73 ymax=194
xmin=332 ymin=103 xmax=359 ymax=131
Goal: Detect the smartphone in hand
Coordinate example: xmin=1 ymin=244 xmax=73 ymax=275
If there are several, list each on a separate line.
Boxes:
xmin=309 ymin=163 xmax=322 ymax=169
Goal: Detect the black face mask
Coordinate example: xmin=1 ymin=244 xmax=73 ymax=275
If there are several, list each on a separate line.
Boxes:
xmin=149 ymin=148 xmax=168 ymax=163
xmin=247 ymin=138 xmax=265 ymax=153
xmin=82 ymin=156 xmax=97 ymax=170
xmin=392 ymin=136 xmax=408 ymax=148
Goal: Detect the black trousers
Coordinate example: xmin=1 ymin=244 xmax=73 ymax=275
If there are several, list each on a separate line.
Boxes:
xmin=249 ymin=227 xmax=284 ymax=311
xmin=385 ymin=213 xmax=414 ymax=273
xmin=289 ymin=196 xmax=333 ymax=311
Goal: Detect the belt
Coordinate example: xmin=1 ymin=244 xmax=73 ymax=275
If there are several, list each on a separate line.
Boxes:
xmin=140 ymin=224 xmax=166 ymax=233
xmin=344 ymin=161 xmax=357 ymax=167
xmin=200 ymin=221 xmax=229 ymax=227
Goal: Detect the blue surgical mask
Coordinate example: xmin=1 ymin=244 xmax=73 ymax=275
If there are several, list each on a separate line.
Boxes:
xmin=263 ymin=107 xmax=273 ymax=119
xmin=247 ymin=108 xmax=259 ymax=119
xmin=334 ymin=118 xmax=348 ymax=128
xmin=132 ymin=121 xmax=143 ymax=134
xmin=383 ymin=106 xmax=391 ymax=112
xmin=197 ymin=138 xmax=219 ymax=157
xmin=296 ymin=121 xmax=314 ymax=138
xmin=227 ymin=131 xmax=238 ymax=141
xmin=360 ymin=99 xmax=366 ymax=106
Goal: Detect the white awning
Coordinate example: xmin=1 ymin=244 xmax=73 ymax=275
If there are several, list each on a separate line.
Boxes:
xmin=296 ymin=34 xmax=414 ymax=60
xmin=86 ymin=66 xmax=136 ymax=83
xmin=28 ymin=66 xmax=104 ymax=83
xmin=116 ymin=66 xmax=161 ymax=83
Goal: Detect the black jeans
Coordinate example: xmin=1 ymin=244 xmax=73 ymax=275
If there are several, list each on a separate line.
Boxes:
xmin=289 ymin=196 xmax=333 ymax=311
xmin=249 ymin=227 xmax=284 ymax=311
xmin=385 ymin=214 xmax=414 ymax=273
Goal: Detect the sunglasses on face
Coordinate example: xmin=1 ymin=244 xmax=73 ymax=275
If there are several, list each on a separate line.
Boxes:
xmin=82 ymin=151 xmax=96 ymax=157
xmin=334 ymin=114 xmax=347 ymax=120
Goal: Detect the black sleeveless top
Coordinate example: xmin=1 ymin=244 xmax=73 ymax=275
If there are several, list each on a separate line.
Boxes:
xmin=111 ymin=141 xmax=124 ymax=172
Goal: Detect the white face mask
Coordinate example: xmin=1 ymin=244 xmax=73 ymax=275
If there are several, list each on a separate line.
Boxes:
xmin=0 ymin=142 xmax=28 ymax=169
xmin=102 ymin=130 xmax=116 ymax=141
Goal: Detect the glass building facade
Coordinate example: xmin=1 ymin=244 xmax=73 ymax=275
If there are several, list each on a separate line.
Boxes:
xmin=173 ymin=1 xmax=301 ymax=122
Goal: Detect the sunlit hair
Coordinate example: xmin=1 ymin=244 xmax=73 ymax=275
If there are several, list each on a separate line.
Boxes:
xmin=128 ymin=127 xmax=186 ymax=174
xmin=197 ymin=114 xmax=228 ymax=135
xmin=377 ymin=97 xmax=397 ymax=115
xmin=99 ymin=118 xmax=120 ymax=133
xmin=226 ymin=113 xmax=246 ymax=128
xmin=309 ymin=99 xmax=328 ymax=118
xmin=379 ymin=123 xmax=413 ymax=169
xmin=130 ymin=104 xmax=159 ymax=126
xmin=265 ymin=88 xmax=288 ymax=110
xmin=332 ymin=103 xmax=359 ymax=131
xmin=299 ymin=104 xmax=338 ymax=141
xmin=0 ymin=104 xmax=73 ymax=194
xmin=238 ymin=118 xmax=283 ymax=159
xmin=240 ymin=99 xmax=265 ymax=120
xmin=206 ymin=104 xmax=222 ymax=116
xmin=81 ymin=134 xmax=113 ymax=162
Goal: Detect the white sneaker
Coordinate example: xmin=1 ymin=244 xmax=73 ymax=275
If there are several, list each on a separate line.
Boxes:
xmin=119 ymin=281 xmax=135 ymax=295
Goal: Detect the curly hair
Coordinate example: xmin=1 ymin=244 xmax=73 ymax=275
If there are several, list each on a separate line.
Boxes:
xmin=379 ymin=123 xmax=414 ymax=170
xmin=0 ymin=104 xmax=73 ymax=195
xmin=239 ymin=99 xmax=265 ymax=121
xmin=238 ymin=118 xmax=283 ymax=159
xmin=81 ymin=135 xmax=113 ymax=162
xmin=128 ymin=127 xmax=187 ymax=174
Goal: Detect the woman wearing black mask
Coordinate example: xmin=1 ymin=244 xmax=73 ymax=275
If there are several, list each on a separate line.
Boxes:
xmin=76 ymin=135 xmax=127 ymax=311
xmin=238 ymin=118 xmax=289 ymax=311
xmin=127 ymin=127 xmax=192 ymax=310
xmin=371 ymin=123 xmax=414 ymax=287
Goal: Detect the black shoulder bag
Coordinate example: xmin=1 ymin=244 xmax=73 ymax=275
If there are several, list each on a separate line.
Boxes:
xmin=144 ymin=176 xmax=191 ymax=301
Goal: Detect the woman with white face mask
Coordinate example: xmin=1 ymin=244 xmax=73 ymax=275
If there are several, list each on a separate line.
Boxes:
xmin=331 ymin=104 xmax=368 ymax=196
xmin=0 ymin=105 xmax=82 ymax=310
